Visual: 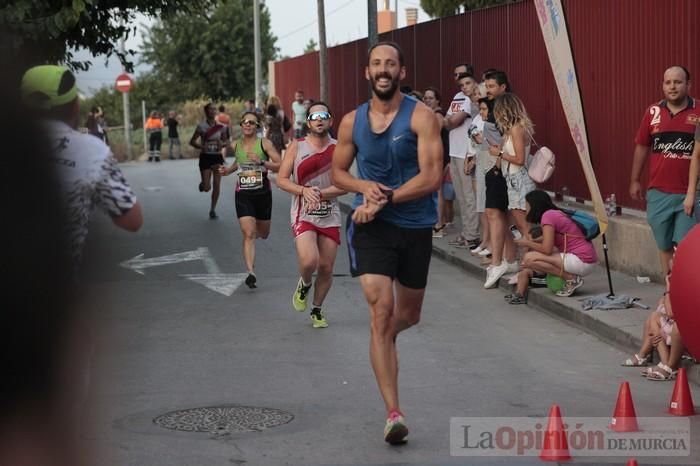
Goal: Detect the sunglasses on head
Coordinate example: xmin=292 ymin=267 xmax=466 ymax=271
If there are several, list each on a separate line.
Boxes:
xmin=307 ymin=111 xmax=331 ymax=122
xmin=240 ymin=119 xmax=259 ymax=127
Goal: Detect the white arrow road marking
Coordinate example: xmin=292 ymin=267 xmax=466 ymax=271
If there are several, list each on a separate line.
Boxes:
xmin=120 ymin=248 xmax=242 ymax=296
xmin=197 ymin=247 xmax=221 ymax=274
xmin=120 ymin=249 xmax=206 ymax=275
xmin=180 ymin=273 xmax=248 ymax=296
xmin=119 ymin=247 xmax=248 ymax=296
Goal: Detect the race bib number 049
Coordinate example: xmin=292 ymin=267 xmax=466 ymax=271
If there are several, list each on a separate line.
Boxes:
xmin=239 ymin=169 xmax=263 ymax=190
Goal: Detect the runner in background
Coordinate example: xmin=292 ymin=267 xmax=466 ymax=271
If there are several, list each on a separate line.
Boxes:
xmin=220 ymin=111 xmax=282 ymax=289
xmin=277 ymin=102 xmax=345 ymax=328
xmin=190 ymin=103 xmax=228 ymax=219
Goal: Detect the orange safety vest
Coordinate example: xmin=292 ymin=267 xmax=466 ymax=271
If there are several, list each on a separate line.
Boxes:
xmin=145 ymin=117 xmax=163 ymax=130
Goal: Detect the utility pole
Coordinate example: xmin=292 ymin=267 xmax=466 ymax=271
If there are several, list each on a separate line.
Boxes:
xmin=120 ymin=37 xmax=132 ymax=161
xmin=367 ymin=0 xmax=378 ymax=98
xmin=317 ymin=0 xmax=328 ymax=102
xmin=141 ymin=100 xmax=147 ymax=157
xmin=368 ymin=0 xmax=378 ymax=48
xmin=253 ymin=0 xmax=262 ymax=109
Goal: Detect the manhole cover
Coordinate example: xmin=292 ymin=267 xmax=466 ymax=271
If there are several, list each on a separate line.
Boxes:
xmin=153 ymin=405 xmax=293 ymax=434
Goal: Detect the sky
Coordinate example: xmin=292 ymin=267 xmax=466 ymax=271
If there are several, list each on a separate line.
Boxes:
xmin=74 ymin=0 xmax=430 ymax=96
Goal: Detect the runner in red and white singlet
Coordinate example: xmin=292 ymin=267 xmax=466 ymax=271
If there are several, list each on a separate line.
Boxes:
xmin=277 ymin=101 xmax=345 ymax=328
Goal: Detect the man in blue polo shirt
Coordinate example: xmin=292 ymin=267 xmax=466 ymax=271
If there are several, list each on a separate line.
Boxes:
xmin=630 ymin=65 xmax=698 ymax=275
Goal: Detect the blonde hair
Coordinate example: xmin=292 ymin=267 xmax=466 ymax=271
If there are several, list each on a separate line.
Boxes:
xmin=493 ymin=93 xmax=534 ymax=135
xmin=266 ymin=95 xmax=281 ymax=108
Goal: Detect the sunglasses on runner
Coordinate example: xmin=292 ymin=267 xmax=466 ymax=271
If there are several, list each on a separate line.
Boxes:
xmin=307 ymin=111 xmax=331 ymax=122
xmin=240 ymin=119 xmax=259 ymax=127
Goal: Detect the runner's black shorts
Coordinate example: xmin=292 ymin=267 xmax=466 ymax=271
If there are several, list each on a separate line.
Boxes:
xmin=485 ymin=165 xmax=508 ymax=212
xmin=199 ymin=153 xmax=224 ymax=171
xmin=235 ymin=190 xmax=272 ymax=220
xmin=346 ymin=212 xmax=432 ymax=289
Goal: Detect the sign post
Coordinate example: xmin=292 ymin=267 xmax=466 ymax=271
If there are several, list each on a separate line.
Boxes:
xmin=142 ymin=100 xmax=147 ymax=157
xmin=115 ymin=72 xmax=134 ymax=161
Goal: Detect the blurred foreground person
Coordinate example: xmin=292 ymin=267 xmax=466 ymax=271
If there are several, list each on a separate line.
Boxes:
xmin=21 ymin=65 xmax=143 ymax=271
xmin=1 ymin=80 xmax=91 ymax=466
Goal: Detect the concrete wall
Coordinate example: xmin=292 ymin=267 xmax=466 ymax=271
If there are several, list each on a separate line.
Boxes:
xmin=591 ymin=212 xmax=663 ymax=283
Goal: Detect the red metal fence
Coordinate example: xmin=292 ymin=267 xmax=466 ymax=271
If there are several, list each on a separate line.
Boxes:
xmin=273 ymin=0 xmax=698 ymax=209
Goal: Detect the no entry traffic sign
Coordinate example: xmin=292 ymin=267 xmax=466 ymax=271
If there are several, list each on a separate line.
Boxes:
xmin=115 ymin=73 xmax=133 ymax=93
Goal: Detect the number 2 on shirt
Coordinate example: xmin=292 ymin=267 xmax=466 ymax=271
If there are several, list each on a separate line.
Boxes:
xmin=650 ymin=105 xmax=661 ymax=126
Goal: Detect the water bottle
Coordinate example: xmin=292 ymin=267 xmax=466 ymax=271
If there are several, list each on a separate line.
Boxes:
xmin=609 ymin=194 xmax=617 ymax=217
xmin=604 ymin=195 xmax=612 ymax=216
xmin=561 ymin=186 xmax=569 ymax=207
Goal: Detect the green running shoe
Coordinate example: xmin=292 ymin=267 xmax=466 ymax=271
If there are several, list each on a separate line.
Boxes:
xmin=384 ymin=411 xmax=408 ymax=445
xmin=292 ymin=277 xmax=311 ymax=312
xmin=309 ymin=307 xmax=328 ymax=328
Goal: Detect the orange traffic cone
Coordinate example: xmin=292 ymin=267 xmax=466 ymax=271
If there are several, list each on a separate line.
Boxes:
xmin=668 ymin=368 xmax=696 ymax=416
xmin=610 ymin=381 xmax=640 ymax=432
xmin=626 ymin=459 xmax=639 ymax=466
xmin=539 ymin=404 xmax=571 ymax=461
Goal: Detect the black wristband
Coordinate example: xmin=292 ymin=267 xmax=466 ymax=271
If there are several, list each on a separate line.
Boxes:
xmin=380 ymin=188 xmax=394 ymax=205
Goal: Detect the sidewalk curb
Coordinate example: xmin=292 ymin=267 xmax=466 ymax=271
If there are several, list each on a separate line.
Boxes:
xmin=431 ymin=245 xmax=700 ymax=386
xmin=430 ymin=246 xmax=644 ymax=351
xmin=339 ymin=198 xmax=700 ymax=386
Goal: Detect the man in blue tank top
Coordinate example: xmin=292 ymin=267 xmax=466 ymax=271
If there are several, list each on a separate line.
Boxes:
xmin=331 ymin=41 xmax=443 ymax=445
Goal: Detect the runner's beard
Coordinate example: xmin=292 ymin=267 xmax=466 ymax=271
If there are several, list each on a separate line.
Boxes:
xmin=310 ymin=127 xmax=328 ymax=137
xmin=371 ymin=73 xmax=400 ymax=101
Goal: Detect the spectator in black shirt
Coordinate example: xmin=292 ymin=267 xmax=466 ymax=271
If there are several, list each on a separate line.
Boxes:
xmin=85 ymin=106 xmax=106 ymax=142
xmin=167 ymin=111 xmax=182 ymax=159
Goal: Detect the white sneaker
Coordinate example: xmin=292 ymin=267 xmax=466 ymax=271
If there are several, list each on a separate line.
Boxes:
xmin=484 ymin=261 xmax=508 ymax=288
xmin=556 ymin=276 xmax=584 ymax=297
xmin=471 ymin=245 xmax=485 ymax=255
xmin=477 ymin=247 xmax=492 ymax=257
xmin=506 ymin=260 xmax=520 ymax=273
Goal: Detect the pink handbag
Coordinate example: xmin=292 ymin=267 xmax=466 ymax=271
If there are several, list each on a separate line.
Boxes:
xmin=528 ymin=145 xmax=555 ymax=184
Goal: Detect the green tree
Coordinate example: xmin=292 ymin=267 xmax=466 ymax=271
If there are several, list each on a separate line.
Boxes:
xmin=141 ymin=0 xmax=278 ymax=101
xmin=0 ymin=0 xmax=216 ymax=72
xmin=420 ymin=0 xmax=519 ymax=18
xmin=304 ymin=38 xmax=318 ymax=54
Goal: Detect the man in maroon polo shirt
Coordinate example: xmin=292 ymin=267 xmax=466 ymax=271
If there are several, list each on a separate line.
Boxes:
xmin=630 ymin=65 xmax=699 ymax=275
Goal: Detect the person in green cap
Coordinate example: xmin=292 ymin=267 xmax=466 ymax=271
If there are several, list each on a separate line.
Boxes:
xmin=20 ymin=65 xmax=143 ymax=271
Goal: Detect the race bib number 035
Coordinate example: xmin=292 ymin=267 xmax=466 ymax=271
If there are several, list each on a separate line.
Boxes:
xmin=307 ymin=200 xmax=332 ymax=217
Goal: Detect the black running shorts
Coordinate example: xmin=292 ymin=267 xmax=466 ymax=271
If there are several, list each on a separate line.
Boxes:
xmin=346 ymin=212 xmax=432 ymax=289
xmin=484 ymin=165 xmax=508 ymax=212
xmin=235 ymin=190 xmax=272 ymax=220
xmin=199 ymin=153 xmax=224 ymax=171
